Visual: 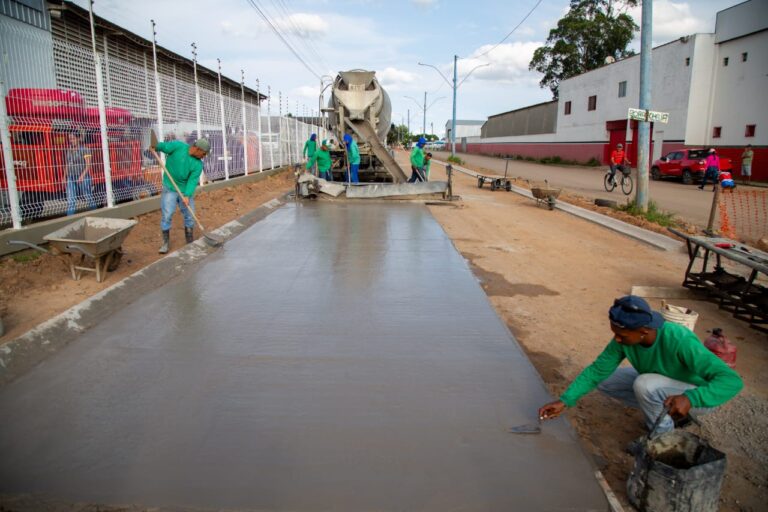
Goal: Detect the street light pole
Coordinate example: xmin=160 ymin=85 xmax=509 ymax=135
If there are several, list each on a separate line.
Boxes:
xmin=637 ymin=0 xmax=653 ymax=211
xmin=423 ymin=91 xmax=427 ymax=138
xmin=451 ymin=55 xmax=457 ymax=156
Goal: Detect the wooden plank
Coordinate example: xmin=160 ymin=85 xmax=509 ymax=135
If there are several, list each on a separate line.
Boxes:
xmin=631 ymin=286 xmax=698 ymax=300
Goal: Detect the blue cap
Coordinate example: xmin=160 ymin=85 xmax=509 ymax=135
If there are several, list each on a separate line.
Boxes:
xmin=310 ymin=133 xmax=316 ymax=141
xmin=417 ymin=136 xmax=426 ymax=147
xmin=609 ymin=296 xmax=664 ymax=330
xmin=343 ymin=133 xmax=352 ymax=144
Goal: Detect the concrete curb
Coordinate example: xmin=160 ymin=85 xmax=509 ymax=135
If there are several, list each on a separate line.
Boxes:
xmin=437 ymin=159 xmax=682 ymax=252
xmin=0 ymin=167 xmax=289 ymax=257
xmin=0 ymin=195 xmax=288 ymax=387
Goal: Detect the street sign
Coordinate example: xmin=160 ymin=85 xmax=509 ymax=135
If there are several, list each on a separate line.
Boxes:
xmin=627 ymin=108 xmax=670 ymax=124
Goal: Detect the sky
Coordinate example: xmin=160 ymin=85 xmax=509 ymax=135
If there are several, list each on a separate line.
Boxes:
xmin=76 ymin=0 xmax=742 ymax=137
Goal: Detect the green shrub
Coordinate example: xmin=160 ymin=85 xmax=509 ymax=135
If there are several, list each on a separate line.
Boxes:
xmin=618 ymin=200 xmax=678 ymax=227
xmin=550 ymin=155 xmax=563 ymax=164
xmin=586 ymin=157 xmax=601 ymax=167
xmin=11 ymin=251 xmax=41 ymax=263
xmin=524 ymin=156 xmax=536 ymax=162
xmin=447 ymin=155 xmax=464 ymax=165
xmin=515 ymin=155 xmax=524 ymax=160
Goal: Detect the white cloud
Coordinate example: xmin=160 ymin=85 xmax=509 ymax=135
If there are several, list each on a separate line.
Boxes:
xmin=628 ymin=1 xmax=710 ymax=42
xmin=411 ymin=0 xmax=438 ymax=6
xmin=292 ymin=85 xmax=320 ymax=100
xmin=377 ymin=67 xmax=420 ymax=91
xmin=275 ymin=13 xmax=329 ymax=39
xmin=459 ymin=42 xmax=543 ymax=84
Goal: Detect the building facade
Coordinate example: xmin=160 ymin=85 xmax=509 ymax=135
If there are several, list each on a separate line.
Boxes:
xmin=462 ymin=0 xmax=767 ymax=180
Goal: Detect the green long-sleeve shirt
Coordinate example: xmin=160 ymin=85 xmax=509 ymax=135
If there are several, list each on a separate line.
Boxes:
xmin=347 ymin=140 xmax=360 ymax=165
xmin=303 ymin=139 xmax=317 ymax=158
xmin=560 ymin=321 xmax=743 ymax=409
xmin=156 ymin=141 xmax=204 ymax=197
xmin=306 ymin=148 xmax=332 ymax=172
xmin=410 ymin=146 xmax=424 ymax=168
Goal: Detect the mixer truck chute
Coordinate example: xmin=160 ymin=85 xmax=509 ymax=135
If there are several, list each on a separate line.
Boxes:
xmin=328 ymin=70 xmax=407 ymax=183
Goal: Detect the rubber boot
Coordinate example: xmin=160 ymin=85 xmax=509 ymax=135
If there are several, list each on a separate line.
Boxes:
xmin=185 ymin=226 xmax=194 ymax=244
xmin=158 ymin=230 xmax=170 ymax=254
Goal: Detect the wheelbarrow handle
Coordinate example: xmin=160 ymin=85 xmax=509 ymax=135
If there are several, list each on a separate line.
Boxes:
xmin=7 ymin=240 xmax=50 ymax=254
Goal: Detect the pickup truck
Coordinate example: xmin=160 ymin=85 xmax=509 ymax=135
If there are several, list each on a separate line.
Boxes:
xmin=651 ymin=149 xmax=732 ymax=184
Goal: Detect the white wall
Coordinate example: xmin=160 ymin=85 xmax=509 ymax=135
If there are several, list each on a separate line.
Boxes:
xmin=556 ymin=38 xmax=694 ymax=144
xmin=708 ymin=30 xmax=768 ymax=146
xmin=684 ymin=34 xmax=717 ymax=146
xmin=715 ymin=0 xmax=768 ymax=44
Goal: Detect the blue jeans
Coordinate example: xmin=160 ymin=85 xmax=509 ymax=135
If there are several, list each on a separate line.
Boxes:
xmin=597 ymin=368 xmax=714 ymax=435
xmin=408 ymin=165 xmax=425 ymax=183
xmin=160 ymin=186 xmax=195 ymax=231
xmin=348 ymin=163 xmax=359 ymax=183
xmin=699 ymin=166 xmax=718 ymax=188
xmin=608 ymin=164 xmax=626 ymax=181
xmin=66 ymin=174 xmax=96 ymax=216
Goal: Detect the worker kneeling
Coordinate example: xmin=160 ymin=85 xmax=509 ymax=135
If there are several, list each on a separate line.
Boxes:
xmin=539 ymin=296 xmax=743 ymax=438
xmin=307 ymin=139 xmax=332 ymax=180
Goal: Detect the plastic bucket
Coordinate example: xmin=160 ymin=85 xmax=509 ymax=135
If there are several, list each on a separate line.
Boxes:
xmin=661 ymin=300 xmax=699 ymax=331
xmin=627 ymin=430 xmax=726 ymax=512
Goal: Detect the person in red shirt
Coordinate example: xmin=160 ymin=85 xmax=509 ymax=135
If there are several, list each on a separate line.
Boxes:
xmin=608 ymin=143 xmax=631 ymax=184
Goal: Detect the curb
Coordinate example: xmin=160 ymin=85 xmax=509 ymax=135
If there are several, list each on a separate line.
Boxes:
xmin=437 ymin=159 xmax=682 ymax=252
xmin=0 ymin=195 xmax=288 ymax=387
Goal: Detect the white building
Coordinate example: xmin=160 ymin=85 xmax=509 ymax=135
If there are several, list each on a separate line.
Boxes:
xmin=465 ymin=0 xmax=767 ymax=180
xmin=445 ymin=120 xmax=485 ymax=143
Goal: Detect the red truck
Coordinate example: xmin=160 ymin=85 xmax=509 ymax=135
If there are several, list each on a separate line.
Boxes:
xmin=651 ymin=149 xmax=732 ymax=184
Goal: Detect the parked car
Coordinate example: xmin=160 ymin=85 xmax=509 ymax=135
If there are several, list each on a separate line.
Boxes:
xmin=651 ymin=149 xmax=732 ymax=184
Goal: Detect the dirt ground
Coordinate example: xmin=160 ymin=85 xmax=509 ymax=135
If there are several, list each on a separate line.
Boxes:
xmin=425 ymin=161 xmax=768 ymax=511
xmin=0 ymin=170 xmax=294 ymax=342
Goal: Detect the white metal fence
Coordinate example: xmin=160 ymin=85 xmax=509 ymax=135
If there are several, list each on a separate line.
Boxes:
xmin=0 ymin=23 xmax=326 ymax=228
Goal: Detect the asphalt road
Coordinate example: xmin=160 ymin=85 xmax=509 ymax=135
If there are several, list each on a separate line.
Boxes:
xmin=0 ymin=202 xmax=608 ymax=511
xmin=433 ymin=151 xmax=760 ymax=228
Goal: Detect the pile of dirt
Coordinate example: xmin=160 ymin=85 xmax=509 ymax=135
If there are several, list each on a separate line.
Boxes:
xmin=0 ymin=171 xmax=294 ymax=342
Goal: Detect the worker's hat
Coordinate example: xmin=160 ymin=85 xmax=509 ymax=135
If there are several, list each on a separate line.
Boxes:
xmin=609 ymin=296 xmax=664 ymax=330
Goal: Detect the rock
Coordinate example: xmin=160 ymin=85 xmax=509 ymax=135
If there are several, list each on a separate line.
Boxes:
xmin=756 ymin=238 xmax=768 ymax=252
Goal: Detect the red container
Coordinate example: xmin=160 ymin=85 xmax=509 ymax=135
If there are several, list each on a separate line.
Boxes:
xmin=5 ymin=88 xmax=86 ymax=120
xmin=704 ymin=328 xmax=737 ymax=369
xmin=85 ymin=107 xmax=132 ymax=126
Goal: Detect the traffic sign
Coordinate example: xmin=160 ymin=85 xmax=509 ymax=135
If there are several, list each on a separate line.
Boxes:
xmin=627 ymin=108 xmax=670 ymax=124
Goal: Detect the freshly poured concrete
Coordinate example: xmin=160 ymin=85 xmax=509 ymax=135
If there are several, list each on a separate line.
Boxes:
xmin=0 ymin=203 xmax=608 ymax=511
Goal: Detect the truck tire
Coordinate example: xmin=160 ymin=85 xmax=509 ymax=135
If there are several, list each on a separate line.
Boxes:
xmin=682 ymin=169 xmax=693 ymax=185
xmin=651 ymin=167 xmax=661 ymax=181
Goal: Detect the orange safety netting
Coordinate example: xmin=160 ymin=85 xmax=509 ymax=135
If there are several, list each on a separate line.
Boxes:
xmin=718 ymin=189 xmax=768 ymax=243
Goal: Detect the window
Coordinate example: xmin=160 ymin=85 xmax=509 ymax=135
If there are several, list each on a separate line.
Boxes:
xmin=742 ymin=52 xmax=748 ymax=62
xmin=618 ymin=81 xmax=627 ymax=98
xmin=685 ymin=57 xmax=690 ymax=66
xmin=745 ymin=124 xmax=756 ymax=137
xmin=712 ymin=126 xmax=722 ymax=138
xmin=588 ymin=95 xmax=597 ymax=111
xmin=564 ymin=101 xmax=571 ymax=115
xmin=723 ymin=57 xmax=729 ymax=66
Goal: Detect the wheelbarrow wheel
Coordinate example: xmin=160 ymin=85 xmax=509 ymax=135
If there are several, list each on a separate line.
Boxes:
xmin=505 ymin=181 xmax=512 ymax=192
xmin=477 ymin=177 xmax=484 ymax=188
xmin=107 ymin=247 xmax=124 ymax=272
xmin=490 ymin=179 xmax=498 ymax=191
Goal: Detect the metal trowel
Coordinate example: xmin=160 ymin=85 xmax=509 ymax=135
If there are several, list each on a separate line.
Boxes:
xmin=508 ymin=419 xmax=542 ymax=435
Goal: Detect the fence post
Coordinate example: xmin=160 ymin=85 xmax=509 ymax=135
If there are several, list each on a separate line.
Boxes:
xmin=217 ymin=59 xmax=229 ymax=180
xmin=278 ymin=91 xmax=283 ymax=166
xmin=102 ymin=34 xmax=112 ymax=106
xmin=191 ymin=43 xmax=204 ymax=186
xmin=150 ymin=20 xmax=164 ymax=141
xmin=256 ymin=79 xmax=263 ymax=173
xmin=0 ymin=77 xmax=22 ymax=229
xmin=240 ymin=70 xmax=248 ymax=176
xmin=143 ymin=52 xmax=150 ymax=118
xmin=90 ymin=1 xmax=114 ymax=208
xmin=267 ymin=86 xmax=274 ymax=169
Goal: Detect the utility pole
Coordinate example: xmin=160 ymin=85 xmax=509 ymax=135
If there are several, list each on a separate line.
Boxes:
xmin=407 ymin=109 xmax=410 ymax=142
xmin=422 ymin=91 xmax=427 ymax=137
xmin=451 ymin=55 xmax=457 ymax=156
xmin=636 ymin=0 xmax=653 ymax=211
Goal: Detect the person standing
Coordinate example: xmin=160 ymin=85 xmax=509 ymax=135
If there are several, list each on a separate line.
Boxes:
xmin=306 ymin=139 xmax=332 ymax=180
xmin=741 ymin=144 xmax=753 ymax=183
xmin=303 ymin=133 xmax=317 ymax=174
xmin=608 ymin=143 xmax=630 ymax=185
xmin=698 ymin=148 xmax=720 ymax=190
xmin=424 ymin=152 xmax=433 ymax=181
xmin=65 ymin=132 xmax=96 ymax=216
xmin=152 ymin=138 xmax=210 ymax=254
xmin=408 ymin=137 xmax=427 ymax=183
xmin=343 ymin=133 xmax=360 ymax=183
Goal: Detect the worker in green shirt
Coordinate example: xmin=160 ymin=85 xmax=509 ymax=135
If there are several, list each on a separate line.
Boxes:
xmin=539 ymin=296 xmax=743 ymax=436
xmin=408 ymin=137 xmax=426 ymax=182
xmin=152 ymin=138 xmax=210 ymax=254
xmin=306 ymin=139 xmax=332 ymax=180
xmin=343 ymin=133 xmax=360 ymax=183
xmin=303 ymin=133 xmax=317 ymax=174
xmin=424 ymin=152 xmax=433 ymax=181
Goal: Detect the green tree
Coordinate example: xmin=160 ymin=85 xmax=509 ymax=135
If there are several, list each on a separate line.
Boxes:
xmin=387 ymin=124 xmax=411 ymax=146
xmin=529 ymin=0 xmax=638 ymax=99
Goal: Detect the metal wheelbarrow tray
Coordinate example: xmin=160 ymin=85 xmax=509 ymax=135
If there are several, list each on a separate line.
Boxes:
xmin=43 ymin=217 xmax=137 ymax=282
xmin=531 ymin=185 xmax=562 ymax=210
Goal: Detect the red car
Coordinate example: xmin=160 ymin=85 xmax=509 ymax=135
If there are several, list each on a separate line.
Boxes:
xmin=651 ymin=149 xmax=732 ymax=184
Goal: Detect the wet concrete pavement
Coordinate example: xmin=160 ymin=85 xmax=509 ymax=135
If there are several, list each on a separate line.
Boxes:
xmin=0 ymin=202 xmax=608 ymax=511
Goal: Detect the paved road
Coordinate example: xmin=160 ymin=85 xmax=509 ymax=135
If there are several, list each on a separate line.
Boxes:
xmin=0 ymin=202 xmax=608 ymax=511
xmin=432 ymin=151 xmax=760 ymax=228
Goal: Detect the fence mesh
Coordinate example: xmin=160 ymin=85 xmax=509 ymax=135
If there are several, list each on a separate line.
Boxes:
xmin=1 ymin=31 xmax=324 ymax=228
xmin=718 ymin=190 xmax=768 ymax=244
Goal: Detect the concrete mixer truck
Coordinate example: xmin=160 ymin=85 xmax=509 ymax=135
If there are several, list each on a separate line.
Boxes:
xmin=326 ymin=70 xmax=407 ymax=183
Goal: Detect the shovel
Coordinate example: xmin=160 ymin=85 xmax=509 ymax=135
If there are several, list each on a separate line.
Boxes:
xmin=509 ymin=417 xmax=542 ymax=435
xmin=149 ymin=131 xmax=222 ymax=248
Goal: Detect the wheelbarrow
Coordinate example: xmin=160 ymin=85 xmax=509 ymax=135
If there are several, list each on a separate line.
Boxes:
xmin=476 ymin=158 xmax=514 ymax=192
xmin=41 ymin=217 xmax=137 ymax=282
xmin=531 ymin=180 xmax=562 ymax=210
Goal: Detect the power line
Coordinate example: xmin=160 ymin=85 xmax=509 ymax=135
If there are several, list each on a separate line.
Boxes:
xmin=470 ymin=0 xmax=544 ymax=59
xmin=246 ymin=0 xmax=322 ymax=80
